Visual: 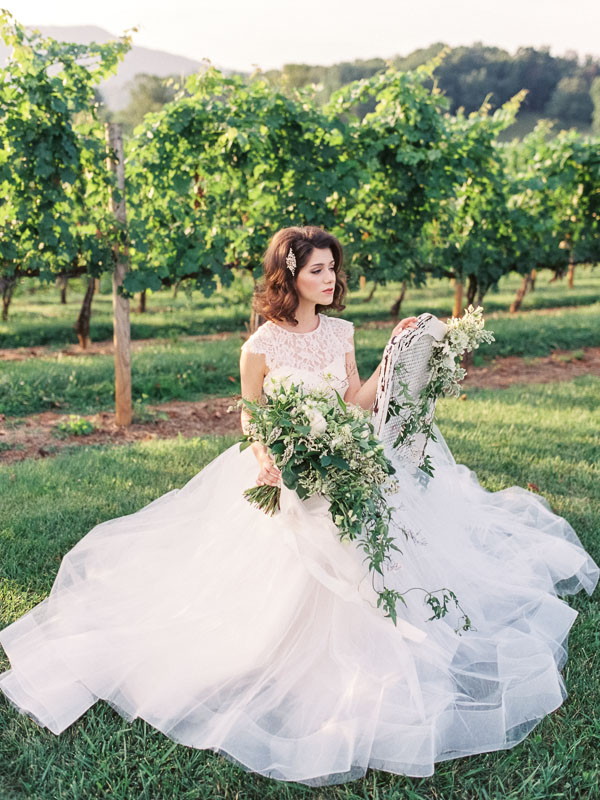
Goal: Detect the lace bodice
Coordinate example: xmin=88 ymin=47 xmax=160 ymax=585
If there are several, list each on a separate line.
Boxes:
xmin=241 ymin=313 xmax=355 ymax=399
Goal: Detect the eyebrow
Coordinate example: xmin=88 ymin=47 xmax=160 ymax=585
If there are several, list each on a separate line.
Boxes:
xmin=309 ymin=260 xmax=336 ymax=267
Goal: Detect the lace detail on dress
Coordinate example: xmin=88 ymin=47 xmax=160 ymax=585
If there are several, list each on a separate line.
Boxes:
xmin=241 ymin=313 xmax=354 ymax=400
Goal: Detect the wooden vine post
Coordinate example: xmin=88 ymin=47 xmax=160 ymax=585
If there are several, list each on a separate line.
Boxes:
xmin=452 ymin=277 xmax=463 ymax=318
xmin=106 ymin=122 xmax=132 ymax=426
xmin=567 ymin=251 xmax=576 ymax=289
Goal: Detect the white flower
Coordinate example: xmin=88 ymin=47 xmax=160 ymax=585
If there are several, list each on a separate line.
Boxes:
xmin=306 ymin=408 xmax=327 ymax=435
xmin=269 ymin=373 xmax=294 ymax=392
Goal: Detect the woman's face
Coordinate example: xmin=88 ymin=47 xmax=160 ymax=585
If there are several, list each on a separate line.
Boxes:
xmin=295 ymin=247 xmax=336 ymax=306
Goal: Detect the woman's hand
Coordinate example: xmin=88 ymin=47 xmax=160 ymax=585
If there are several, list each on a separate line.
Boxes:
xmin=391 ymin=316 xmax=418 ymax=337
xmin=256 ymin=451 xmax=281 ymax=487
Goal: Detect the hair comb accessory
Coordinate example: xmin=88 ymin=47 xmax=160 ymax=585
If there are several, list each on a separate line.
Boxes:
xmin=285 ymin=246 xmax=297 ymax=276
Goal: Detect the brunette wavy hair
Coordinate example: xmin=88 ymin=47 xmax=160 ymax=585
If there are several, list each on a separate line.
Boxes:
xmin=252 ymin=225 xmax=348 ymax=326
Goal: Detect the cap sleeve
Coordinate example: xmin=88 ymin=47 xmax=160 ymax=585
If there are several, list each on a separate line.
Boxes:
xmin=240 ymin=323 xmax=273 ymax=362
xmin=328 ymin=316 xmax=355 ymax=354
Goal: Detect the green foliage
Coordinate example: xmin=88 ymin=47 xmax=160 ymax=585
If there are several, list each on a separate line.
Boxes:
xmin=393 ymin=44 xmax=579 ymax=117
xmin=124 ymin=64 xmax=352 ymax=293
xmin=321 ymin=52 xmax=458 ymax=287
xmin=419 ymin=90 xmax=527 ymax=297
xmin=0 ymin=12 xmax=131 ymax=285
xmin=592 ymin=76 xmax=600 ymax=134
xmin=0 ymin=14 xmax=598 ymax=332
xmin=54 ymin=414 xmax=95 ymax=437
xmin=546 ymin=75 xmax=594 ymax=126
xmin=505 ymin=122 xmax=600 ymax=268
xmin=111 ymin=73 xmax=180 ymax=136
xmin=265 ymin=43 xmax=593 ymax=129
xmin=123 ymin=49 xmax=492 ymax=293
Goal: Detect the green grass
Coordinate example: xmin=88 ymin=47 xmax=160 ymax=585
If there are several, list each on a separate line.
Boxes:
xmin=345 ymin=265 xmax=600 ymax=327
xmin=0 ymin=336 xmax=244 ymax=417
xmin=1 ymin=265 xmax=598 ymax=349
xmin=355 ymin=302 xmax=600 ymax=368
xmin=0 ymin=378 xmax=599 ymax=799
xmin=0 ymin=276 xmax=253 ymax=349
xmin=2 ymin=302 xmax=599 ymax=418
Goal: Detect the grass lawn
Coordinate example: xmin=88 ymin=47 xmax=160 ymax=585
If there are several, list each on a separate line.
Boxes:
xmin=1 ymin=266 xmax=598 ymax=349
xmin=0 ymin=303 xmax=600 ymax=416
xmin=1 ymin=376 xmax=598 ymax=799
xmin=1 ymin=303 xmax=599 ymax=419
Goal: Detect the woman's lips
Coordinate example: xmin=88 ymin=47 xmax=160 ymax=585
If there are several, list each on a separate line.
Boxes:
xmin=322 ymin=288 xmax=334 ymax=293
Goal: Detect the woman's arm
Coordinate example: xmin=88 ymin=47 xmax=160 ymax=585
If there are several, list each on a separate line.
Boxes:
xmin=344 ymin=349 xmax=381 ymax=411
xmin=344 ymin=316 xmax=419 ymax=411
xmin=239 ymin=348 xmax=281 ymax=486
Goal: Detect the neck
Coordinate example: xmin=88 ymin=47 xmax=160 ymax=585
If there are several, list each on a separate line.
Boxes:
xmin=292 ymin=300 xmax=319 ymax=331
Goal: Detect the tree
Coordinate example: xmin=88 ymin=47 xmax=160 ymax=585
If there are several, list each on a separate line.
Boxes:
xmin=320 ymin=50 xmax=461 ymax=293
xmin=414 ymin=91 xmax=526 ymax=315
xmin=510 ymin=123 xmax=600 ymax=288
xmin=591 ymin=76 xmax=600 ymax=134
xmin=0 ymin=12 xmax=130 ymax=327
xmin=124 ymin=67 xmax=347 ymax=311
xmin=112 ymin=73 xmax=180 ymax=136
xmin=545 ymin=75 xmax=594 ymax=127
xmin=502 ymin=123 xmax=569 ymax=310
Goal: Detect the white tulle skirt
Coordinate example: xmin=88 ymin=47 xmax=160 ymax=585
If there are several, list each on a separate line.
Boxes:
xmin=0 ymin=424 xmax=597 ymax=786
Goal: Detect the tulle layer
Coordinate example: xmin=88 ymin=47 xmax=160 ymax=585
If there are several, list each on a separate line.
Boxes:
xmin=0 ymin=424 xmax=597 ymax=786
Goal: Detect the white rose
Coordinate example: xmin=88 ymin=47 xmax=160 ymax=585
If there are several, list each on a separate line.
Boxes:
xmin=306 ymin=408 xmax=327 ymax=435
xmin=269 ymin=373 xmax=294 ymax=392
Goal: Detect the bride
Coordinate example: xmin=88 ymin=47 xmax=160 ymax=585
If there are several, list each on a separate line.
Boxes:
xmin=0 ymin=225 xmax=597 ymax=787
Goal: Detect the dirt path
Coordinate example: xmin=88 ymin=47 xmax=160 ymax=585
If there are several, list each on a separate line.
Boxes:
xmin=1 ymin=346 xmax=598 ymax=465
xmin=0 ymin=396 xmax=240 ymax=465
xmin=458 ymin=345 xmax=600 ymax=389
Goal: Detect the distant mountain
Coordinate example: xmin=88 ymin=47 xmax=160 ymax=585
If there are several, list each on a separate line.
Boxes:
xmin=0 ymin=24 xmax=242 ymax=110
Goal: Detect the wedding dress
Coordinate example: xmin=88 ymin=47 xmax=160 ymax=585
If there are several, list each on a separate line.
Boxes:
xmin=0 ymin=312 xmax=597 ymax=787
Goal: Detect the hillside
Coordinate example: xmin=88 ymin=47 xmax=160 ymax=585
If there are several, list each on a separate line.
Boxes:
xmin=0 ymin=24 xmax=240 ymax=110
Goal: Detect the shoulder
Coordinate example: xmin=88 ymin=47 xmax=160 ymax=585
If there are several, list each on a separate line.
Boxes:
xmin=240 ymin=320 xmax=275 ymax=357
xmin=323 ymin=314 xmax=354 ymax=352
xmin=324 ymin=314 xmax=354 ymax=337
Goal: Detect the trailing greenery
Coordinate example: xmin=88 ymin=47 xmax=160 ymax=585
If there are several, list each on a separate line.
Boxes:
xmin=385 ymin=305 xmax=495 ymax=477
xmin=0 ymin=377 xmax=598 ymax=799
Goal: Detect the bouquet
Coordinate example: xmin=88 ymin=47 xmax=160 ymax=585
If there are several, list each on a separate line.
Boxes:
xmin=236 ymin=380 xmax=471 ymax=631
xmin=388 ymin=305 xmax=495 ymax=476
xmin=429 ymin=304 xmax=496 ymax=397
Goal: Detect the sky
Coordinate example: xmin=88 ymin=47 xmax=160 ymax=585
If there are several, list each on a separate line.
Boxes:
xmin=6 ymin=0 xmax=600 ymax=72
